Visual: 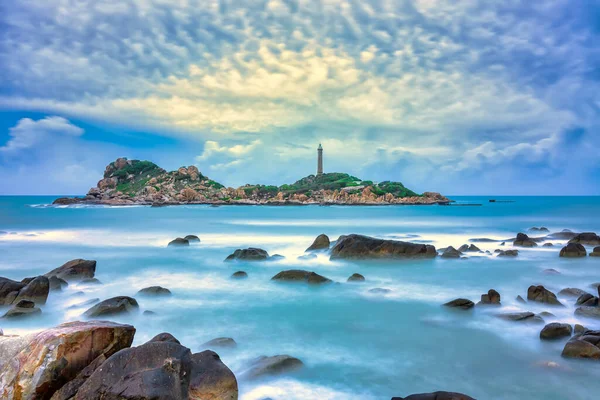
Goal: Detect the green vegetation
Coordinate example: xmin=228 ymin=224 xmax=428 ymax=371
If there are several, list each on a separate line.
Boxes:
xmin=242 ymin=185 xmax=279 ymax=197
xmin=372 ymin=181 xmax=419 ymax=197
xmin=116 ymin=177 xmax=150 ymax=196
xmin=112 ymin=161 xmax=161 ymax=180
xmin=279 ymin=173 xmax=361 ymax=194
xmin=207 ymin=180 xmax=224 ymax=189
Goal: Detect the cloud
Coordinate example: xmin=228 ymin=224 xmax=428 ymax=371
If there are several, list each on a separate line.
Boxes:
xmin=1 ymin=116 xmax=83 ymax=153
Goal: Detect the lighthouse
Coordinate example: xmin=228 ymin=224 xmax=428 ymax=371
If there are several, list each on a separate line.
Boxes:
xmin=317 ymin=143 xmax=323 ymax=175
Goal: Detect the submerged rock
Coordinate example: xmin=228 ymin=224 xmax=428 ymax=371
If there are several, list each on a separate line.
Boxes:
xmin=513 ymin=233 xmax=538 ymax=247
xmin=496 ymin=312 xmax=544 ymax=324
xmin=392 ymin=392 xmax=475 ymax=400
xmin=45 ymin=259 xmax=96 ymax=282
xmin=478 ymin=289 xmax=501 ymax=305
xmin=231 ymin=271 xmax=248 ymax=279
xmin=458 ymin=244 xmax=481 ymax=253
xmin=168 ymin=237 xmax=190 ymax=247
xmin=540 ymin=323 xmax=573 ymax=340
xmin=516 ymin=295 xmax=527 ymax=304
xmin=148 ymin=332 xmax=181 ymax=344
xmin=184 ymin=234 xmax=201 ymax=242
xmin=590 ymin=246 xmax=600 ymax=257
xmin=562 ymin=330 xmax=600 ymax=360
xmin=137 ymin=286 xmax=172 ymax=296
xmin=201 ymin=337 xmax=237 ymax=348
xmin=239 ymin=355 xmax=304 ymax=380
xmin=547 ymin=230 xmax=578 ymax=240
xmin=80 ymin=278 xmax=102 ymax=285
xmin=67 ymin=298 xmax=100 ymax=310
xmin=543 ymin=243 xmax=554 ymax=247
xmin=441 ymin=246 xmax=462 ymax=259
xmin=297 ymin=253 xmax=318 ymax=261
xmin=558 ymin=288 xmax=588 ymax=298
xmin=2 ymin=300 xmax=42 ymax=319
xmin=369 ymin=288 xmax=392 ymax=294
xmin=559 ymin=243 xmax=586 ymax=257
xmin=347 ymin=273 xmax=365 ymax=282
xmin=575 ymin=293 xmax=598 ymax=307
xmin=84 ymin=296 xmax=139 ymax=318
xmin=305 ymin=234 xmax=330 ymax=252
xmin=497 ymin=250 xmax=518 ymax=257
xmin=529 ymin=227 xmax=550 ymax=232
xmin=271 ymin=270 xmax=332 ymax=285
xmin=329 ymin=234 xmax=436 ymax=260
xmin=575 ymin=306 xmax=600 ymax=319
xmin=225 ymin=248 xmax=269 ymax=261
xmin=568 ymin=232 xmax=600 ymax=246
xmin=443 ymin=298 xmax=474 ymax=310
xmin=49 ymin=275 xmax=68 ymax=291
xmin=527 ymin=285 xmax=563 ymax=306
xmin=543 ymin=268 xmax=561 ymax=275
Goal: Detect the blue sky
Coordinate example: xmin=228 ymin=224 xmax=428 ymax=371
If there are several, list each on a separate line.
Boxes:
xmin=0 ymin=0 xmax=599 ymax=195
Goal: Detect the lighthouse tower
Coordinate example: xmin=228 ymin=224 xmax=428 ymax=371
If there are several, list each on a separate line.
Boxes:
xmin=317 ymin=143 xmax=323 ymax=175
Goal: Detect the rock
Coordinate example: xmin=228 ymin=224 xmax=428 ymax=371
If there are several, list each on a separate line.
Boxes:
xmin=137 ymin=286 xmax=172 ymax=296
xmin=543 ymin=243 xmax=554 ymax=247
xmin=67 ymin=298 xmax=100 ymax=309
xmin=347 ymin=273 xmax=365 ymax=282
xmin=559 ymin=243 xmax=586 ymax=257
xmin=527 ymin=285 xmax=563 ymax=306
xmin=189 ymin=350 xmax=238 ymax=400
xmin=496 ymin=312 xmax=544 ymax=323
xmin=369 ymin=288 xmax=392 ymax=294
xmin=538 ymin=311 xmax=555 ymax=318
xmin=478 ymin=289 xmax=501 ymax=305
xmin=568 ymin=232 xmax=600 ymax=246
xmin=543 ymin=268 xmax=561 ymax=275
xmin=540 ymin=323 xmax=573 ymax=340
xmin=575 ymin=293 xmax=598 ymax=307
xmin=268 ymin=254 xmax=285 ymax=261
xmin=441 ymin=246 xmax=462 ymax=259
xmin=201 ymin=337 xmax=237 ymax=348
xmin=443 ymin=298 xmax=474 ymax=310
xmin=574 ymin=324 xmax=587 ymax=335
xmin=497 ymin=250 xmax=518 ymax=257
xmin=516 ymin=295 xmax=526 ymax=303
xmin=329 ymin=234 xmax=436 ymax=260
xmin=392 ymin=392 xmax=475 ymax=400
xmin=271 ymin=270 xmax=332 ymax=285
xmin=231 ymin=271 xmax=248 ymax=279
xmin=0 ymin=276 xmax=49 ymax=306
xmin=49 ymin=275 xmax=68 ymax=291
xmin=143 ymin=310 xmax=156 ymax=316
xmin=529 ymin=227 xmax=550 ymax=232
xmin=547 ymin=230 xmax=579 ymax=240
xmin=458 ymin=244 xmax=481 ymax=252
xmin=239 ymin=355 xmax=303 ymax=380
xmin=500 ymin=242 xmax=505 ymax=246
xmin=575 ymin=306 xmax=600 ymax=319
xmin=169 ymin=237 xmax=190 ymax=247
xmin=83 ymin=296 xmax=139 ymax=318
xmin=558 ymin=288 xmax=588 ymax=298
xmin=2 ymin=301 xmax=42 ymax=319
xmin=590 ymin=246 xmax=600 ymax=257
xmin=148 ymin=332 xmax=181 ymax=344
xmin=225 ymin=248 xmax=269 ymax=261
xmin=0 ymin=321 xmax=135 ymax=400
xmin=513 ymin=232 xmax=538 ymax=247
xmin=184 ymin=235 xmax=201 ymax=242
xmin=297 ymin=253 xmax=317 ymax=261
xmin=45 ymin=259 xmax=96 ymax=282
xmin=80 ymin=278 xmax=102 ymax=285
xmin=305 ymin=234 xmax=330 ymax=251
xmin=561 ymin=330 xmax=600 ymax=360
xmin=73 ymin=341 xmax=192 ymax=399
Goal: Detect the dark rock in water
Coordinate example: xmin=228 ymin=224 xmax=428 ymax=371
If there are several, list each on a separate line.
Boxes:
xmin=49 ymin=275 xmax=68 ymax=291
xmin=53 ymin=197 xmax=82 ymax=205
xmin=148 ymin=332 xmax=181 ymax=344
xmin=74 ymin=341 xmax=193 ymax=399
xmin=271 ymin=270 xmax=332 ymax=285
xmin=305 ymin=234 xmax=330 ymax=252
xmin=0 ymin=276 xmax=49 ymax=306
xmin=540 ymin=323 xmax=572 ymax=340
xmin=347 ymin=273 xmax=365 ymax=282
xmin=15 ymin=299 xmax=35 ymax=308
xmin=329 ymin=234 xmax=436 ymax=260
xmin=189 ymin=350 xmax=238 ymax=400
xmin=201 ymin=337 xmax=237 ymax=348
xmin=297 ymin=253 xmax=318 ymax=261
xmin=575 ymin=293 xmax=598 ymax=307
xmin=590 ymin=246 xmax=600 ymax=257
xmin=80 ymin=278 xmax=102 ymax=285
xmin=513 ymin=232 xmax=538 ymax=247
xmin=547 ymin=229 xmax=578 ymax=240
xmin=0 ymin=321 xmax=135 ymax=399
xmin=478 ymin=289 xmax=501 ymax=305
xmin=143 ymin=310 xmax=156 ymax=316
xmin=268 ymin=254 xmax=285 ymax=261
xmin=527 ymin=285 xmax=563 ymax=306
xmin=496 ymin=312 xmax=544 ymax=324
xmin=497 ymin=250 xmax=518 ymax=257
xmin=184 ymin=234 xmax=200 ymax=242
xmin=137 ymin=286 xmax=172 ymax=296
xmin=516 ymin=295 xmax=527 ymax=304
xmin=562 ymin=330 xmax=600 ymax=359
xmin=45 ymin=259 xmax=96 ymax=282
xmin=529 ymin=227 xmax=550 ymax=232
xmin=500 ymin=242 xmax=506 ymax=246
xmin=84 ymin=296 xmax=139 ymax=318
xmin=559 ymin=243 xmax=586 ymax=257
xmin=225 ymin=248 xmax=269 ymax=261
xmin=574 ymin=324 xmax=587 ymax=335
xmin=543 ymin=268 xmax=561 ymax=275
xmin=231 ymin=271 xmax=248 ymax=279
xmin=558 ymin=288 xmax=589 ymax=298
xmin=458 ymin=244 xmax=481 ymax=252
xmin=443 ymin=298 xmax=474 ymax=310
xmin=168 ymin=237 xmax=190 ymax=247
xmin=575 ymin=306 xmax=600 ymax=319
xmin=67 ymin=298 xmax=100 ymax=309
xmin=392 ymin=391 xmax=475 ymax=400
xmin=2 ymin=300 xmax=42 ymax=319
xmin=239 ymin=355 xmax=304 ymax=380
xmin=538 ymin=311 xmax=555 ymax=318
xmin=543 ymin=243 xmax=554 ymax=247
xmin=568 ymin=232 xmax=600 ymax=246
xmin=441 ymin=246 xmax=462 ymax=259
xmin=369 ymin=288 xmax=392 ymax=294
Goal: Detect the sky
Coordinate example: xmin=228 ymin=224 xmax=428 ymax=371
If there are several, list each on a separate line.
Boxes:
xmin=0 ymin=0 xmax=599 ymax=195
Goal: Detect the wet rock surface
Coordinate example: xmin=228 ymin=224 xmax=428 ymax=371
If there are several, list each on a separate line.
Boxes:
xmin=84 ymin=296 xmax=140 ymax=318
xmin=271 ymin=270 xmax=332 ymax=285
xmin=330 ymin=234 xmax=437 ymax=259
xmin=305 ymin=234 xmax=330 ymax=251
xmin=443 ymin=298 xmax=474 ymax=309
xmin=44 ymin=259 xmax=97 ymax=282
xmin=225 ymin=248 xmax=269 ymax=261
xmin=540 ymin=323 xmax=573 ymax=340
xmin=239 ymin=355 xmax=304 ymax=380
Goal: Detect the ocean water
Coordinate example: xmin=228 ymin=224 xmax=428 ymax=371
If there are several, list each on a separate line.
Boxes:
xmin=1 ymin=196 xmax=600 ymax=399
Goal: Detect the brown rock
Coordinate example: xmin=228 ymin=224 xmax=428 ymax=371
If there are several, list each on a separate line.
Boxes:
xmin=239 ymin=355 xmax=304 ymax=380
xmin=330 ymin=234 xmax=436 ymax=260
xmin=562 ymin=330 xmax=600 ymax=360
xmin=45 ymin=259 xmax=96 ymax=282
xmin=559 ymin=243 xmax=586 ymax=257
xmin=189 ymin=350 xmax=238 ymax=400
xmin=568 ymin=232 xmax=600 ymax=246
xmin=83 ymin=296 xmax=139 ymax=318
xmin=271 ymin=270 xmax=332 ymax=285
xmin=443 ymin=298 xmax=474 ymax=309
xmin=305 ymin=234 xmax=330 ymax=252
xmin=527 ymin=285 xmax=563 ymax=306
xmin=540 ymin=323 xmax=573 ymax=340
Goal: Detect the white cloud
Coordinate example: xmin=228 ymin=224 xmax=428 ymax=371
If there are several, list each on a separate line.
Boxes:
xmin=1 ymin=116 xmax=83 ymax=153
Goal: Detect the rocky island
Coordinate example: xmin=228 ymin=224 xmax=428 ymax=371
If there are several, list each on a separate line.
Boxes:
xmin=53 ymin=157 xmax=449 ymax=206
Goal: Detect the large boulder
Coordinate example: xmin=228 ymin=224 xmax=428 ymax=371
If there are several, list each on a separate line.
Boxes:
xmin=540 ymin=323 xmax=573 ymax=340
xmin=562 ymin=330 xmax=600 ymax=360
xmin=0 ymin=276 xmax=49 ymax=306
xmin=239 ymin=355 xmax=303 ymax=380
xmin=225 ymin=248 xmax=269 ymax=261
xmin=513 ymin=233 xmax=537 ymax=247
xmin=478 ymin=289 xmax=501 ymax=305
xmin=305 ymin=234 xmax=330 ymax=252
xmin=568 ymin=232 xmax=600 ymax=246
xmin=443 ymin=298 xmax=474 ymax=310
xmin=189 ymin=350 xmax=238 ymax=400
xmin=83 ymin=296 xmax=139 ymax=318
xmin=575 ymin=293 xmax=598 ymax=307
xmin=559 ymin=243 xmax=586 ymax=257
xmin=330 ymin=234 xmax=436 ymax=260
xmin=527 ymin=285 xmax=563 ymax=306
xmin=271 ymin=270 xmax=332 ymax=285
xmin=392 ymin=392 xmax=475 ymax=400
xmin=0 ymin=321 xmax=135 ymax=400
xmin=45 ymin=259 xmax=96 ymax=282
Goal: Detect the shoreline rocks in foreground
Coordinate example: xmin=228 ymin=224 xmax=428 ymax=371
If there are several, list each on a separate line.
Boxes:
xmin=330 ymin=234 xmax=437 ymax=260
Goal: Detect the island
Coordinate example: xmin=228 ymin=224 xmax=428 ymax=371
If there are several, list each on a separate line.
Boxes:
xmin=53 ymin=157 xmax=449 ymax=206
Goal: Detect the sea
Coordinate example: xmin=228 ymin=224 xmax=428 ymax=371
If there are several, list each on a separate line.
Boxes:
xmin=1 ymin=195 xmax=599 ymax=400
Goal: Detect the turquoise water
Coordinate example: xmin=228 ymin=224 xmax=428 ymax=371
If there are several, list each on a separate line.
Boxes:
xmin=1 ymin=196 xmax=600 ymax=399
